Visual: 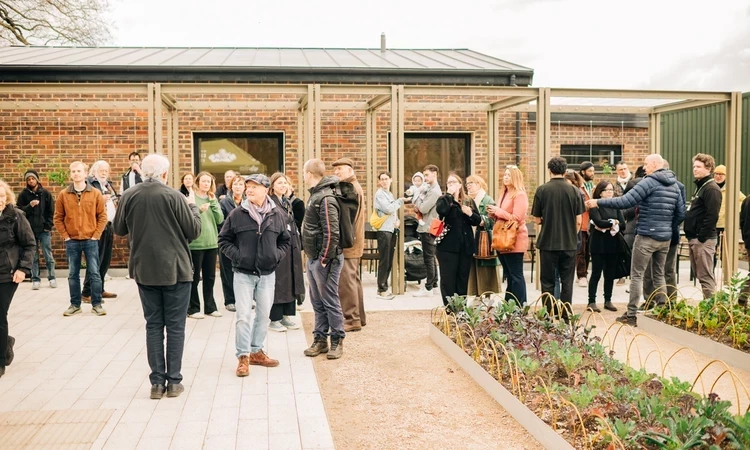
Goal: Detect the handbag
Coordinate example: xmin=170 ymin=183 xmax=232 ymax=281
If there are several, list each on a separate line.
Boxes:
xmin=492 ymin=219 xmax=519 ymax=252
xmin=475 ymin=229 xmax=495 ymax=259
xmin=429 ymin=218 xmax=445 ymax=237
xmin=369 ymin=210 xmax=388 ymax=230
xmin=613 ymin=233 xmax=632 ymax=279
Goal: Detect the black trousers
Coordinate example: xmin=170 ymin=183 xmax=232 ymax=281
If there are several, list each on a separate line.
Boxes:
xmin=137 ymin=282 xmax=191 ymax=386
xmin=188 ymin=248 xmax=218 ymax=315
xmin=540 ymin=250 xmax=576 ymax=315
xmin=376 ymin=230 xmax=398 ymax=293
xmin=0 ymin=282 xmax=18 ymax=367
xmin=498 ymin=252 xmax=527 ymax=306
xmin=218 ymin=251 xmax=235 ymax=305
xmin=419 ymin=232 xmax=438 ymax=290
xmin=270 ymin=302 xmax=296 ymax=321
xmin=82 ymin=222 xmax=113 ymax=296
xmin=589 ymin=253 xmax=617 ymax=304
xmin=436 ymin=250 xmax=472 ymax=306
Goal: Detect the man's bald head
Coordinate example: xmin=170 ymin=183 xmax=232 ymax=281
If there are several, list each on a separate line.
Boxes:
xmin=644 ymin=154 xmax=664 ymax=175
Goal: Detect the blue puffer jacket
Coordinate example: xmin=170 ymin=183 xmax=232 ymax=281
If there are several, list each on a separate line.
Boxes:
xmin=597 ymin=169 xmax=685 ymax=242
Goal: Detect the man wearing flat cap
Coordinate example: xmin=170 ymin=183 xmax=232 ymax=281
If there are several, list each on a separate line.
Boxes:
xmin=332 ymin=157 xmax=367 ymax=332
xmin=219 ymin=173 xmax=291 ymax=377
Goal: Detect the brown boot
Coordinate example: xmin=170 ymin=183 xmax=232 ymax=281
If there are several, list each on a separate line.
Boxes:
xmin=327 ymin=337 xmax=343 ymax=360
xmin=102 ymin=291 xmax=118 ymax=299
xmin=304 ymin=336 xmax=329 ymax=357
xmin=248 ymin=350 xmax=279 ymax=367
xmin=236 ymin=355 xmax=250 ymax=377
xmin=81 ymin=296 xmax=91 ymax=304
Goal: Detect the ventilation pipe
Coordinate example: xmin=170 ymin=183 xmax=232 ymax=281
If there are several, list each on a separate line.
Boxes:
xmin=381 ymin=33 xmax=386 ymax=53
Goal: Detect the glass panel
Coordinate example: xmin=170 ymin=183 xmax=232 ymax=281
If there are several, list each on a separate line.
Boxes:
xmin=560 ymin=144 xmax=622 ymax=171
xmin=404 ymin=135 xmax=470 ymax=190
xmin=195 ymin=134 xmax=283 ymax=182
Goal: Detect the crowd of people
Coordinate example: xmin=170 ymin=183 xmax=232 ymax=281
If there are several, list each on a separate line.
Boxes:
xmin=0 ymin=148 xmax=747 ymax=398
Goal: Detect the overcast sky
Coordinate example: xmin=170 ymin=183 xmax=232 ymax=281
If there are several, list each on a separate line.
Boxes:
xmin=108 ymin=0 xmax=750 ymax=92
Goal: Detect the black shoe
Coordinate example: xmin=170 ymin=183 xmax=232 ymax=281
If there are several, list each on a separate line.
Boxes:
xmin=150 ymin=384 xmax=166 ymax=400
xmin=586 ymin=303 xmax=602 ymax=313
xmin=166 ymin=383 xmax=184 ymax=398
xmin=6 ymin=336 xmax=15 ymax=366
xmin=615 ymin=314 xmax=637 ymax=326
xmin=604 ymin=302 xmax=618 ymax=312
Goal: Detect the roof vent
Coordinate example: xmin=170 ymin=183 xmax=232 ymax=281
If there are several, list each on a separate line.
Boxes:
xmin=380 ymin=33 xmax=386 ymax=53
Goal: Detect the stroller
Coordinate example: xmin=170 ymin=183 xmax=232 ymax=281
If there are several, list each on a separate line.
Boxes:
xmin=404 ymin=215 xmax=428 ymax=283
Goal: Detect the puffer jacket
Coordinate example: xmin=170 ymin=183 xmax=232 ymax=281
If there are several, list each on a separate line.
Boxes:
xmin=218 ymin=198 xmax=291 ymax=276
xmin=0 ymin=206 xmax=35 ymax=283
xmin=16 ymin=184 xmax=54 ymax=235
xmin=684 ymin=176 xmax=722 ymax=242
xmin=596 ymin=169 xmax=685 ymax=242
xmin=302 ymin=176 xmax=342 ymax=265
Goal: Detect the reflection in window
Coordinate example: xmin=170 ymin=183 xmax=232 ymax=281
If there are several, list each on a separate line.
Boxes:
xmin=560 ymin=144 xmax=623 ymax=171
xmin=193 ymin=133 xmax=284 ymax=181
xmin=403 ymin=133 xmax=471 ymax=190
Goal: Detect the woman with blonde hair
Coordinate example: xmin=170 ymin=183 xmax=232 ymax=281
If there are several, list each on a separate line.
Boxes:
xmin=487 ymin=165 xmax=529 ymax=306
xmin=0 ymin=180 xmax=35 ymax=378
xmin=187 ymin=171 xmax=223 ymax=319
xmin=435 ymin=172 xmax=481 ymax=305
xmin=465 ymin=174 xmax=500 ymax=296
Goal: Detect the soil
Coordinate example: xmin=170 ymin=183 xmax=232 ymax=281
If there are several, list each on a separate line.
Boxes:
xmin=301 ymin=310 xmax=543 ymax=450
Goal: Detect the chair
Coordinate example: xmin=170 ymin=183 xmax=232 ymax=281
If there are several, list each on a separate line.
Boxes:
xmin=526 ymin=222 xmax=537 ymax=279
xmin=360 ymin=230 xmax=380 ymax=277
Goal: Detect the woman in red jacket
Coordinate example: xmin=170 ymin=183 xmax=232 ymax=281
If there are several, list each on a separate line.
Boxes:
xmin=487 ymin=166 xmax=529 ymax=306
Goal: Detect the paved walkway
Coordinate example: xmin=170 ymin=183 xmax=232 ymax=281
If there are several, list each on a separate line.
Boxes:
xmin=0 ymin=262 xmax=723 ymax=449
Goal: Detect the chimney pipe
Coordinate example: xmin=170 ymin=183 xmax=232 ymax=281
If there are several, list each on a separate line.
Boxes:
xmin=380 ymin=33 xmax=386 ymax=53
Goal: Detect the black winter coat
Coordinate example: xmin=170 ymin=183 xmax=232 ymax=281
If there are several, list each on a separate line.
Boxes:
xmin=435 ymin=194 xmax=481 ymax=255
xmin=684 ymin=177 xmax=722 ymax=242
xmin=741 ymin=196 xmax=750 ymax=247
xmin=17 ymin=184 xmax=54 ymax=235
xmin=271 ymin=195 xmax=305 ymax=305
xmin=302 ymin=176 xmax=341 ymax=265
xmin=290 ymin=195 xmax=305 ymax=234
xmin=218 ymin=199 xmax=291 ymax=276
xmin=588 ymin=207 xmax=625 ymax=254
xmin=0 ymin=206 xmax=35 ymax=283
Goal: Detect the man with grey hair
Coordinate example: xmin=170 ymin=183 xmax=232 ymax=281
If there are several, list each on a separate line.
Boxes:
xmin=587 ymin=154 xmax=685 ymax=326
xmin=82 ymin=160 xmax=118 ymax=302
xmin=114 ymin=154 xmax=202 ymax=399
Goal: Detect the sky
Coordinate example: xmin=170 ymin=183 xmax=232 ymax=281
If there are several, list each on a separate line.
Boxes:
xmin=107 ymin=0 xmax=750 ymax=92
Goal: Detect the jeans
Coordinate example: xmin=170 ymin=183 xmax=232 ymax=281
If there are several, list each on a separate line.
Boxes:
xmin=627 ymin=235 xmax=670 ymax=316
xmin=188 ymin=249 xmax=218 ymax=315
xmin=219 ymin=251 xmax=235 ymax=305
xmin=498 ymin=252 xmax=527 ymax=306
xmin=437 ymin=250 xmax=473 ymax=306
xmin=376 ymin=230 xmax=398 ymax=293
xmin=589 ymin=253 xmax=616 ymax=304
xmin=689 ymin=238 xmax=717 ymax=299
xmin=83 ymin=223 xmax=113 ymax=296
xmin=644 ymin=243 xmax=679 ymax=302
xmin=234 ymin=272 xmax=275 ymax=357
xmin=137 ymin=282 xmax=191 ymax=386
xmin=307 ymin=254 xmax=345 ymax=339
xmin=540 ymin=250 xmax=576 ymax=315
xmin=31 ymin=231 xmax=55 ymax=282
xmin=419 ymin=232 xmax=438 ymax=291
xmin=66 ymin=239 xmax=102 ymax=307
xmin=0 ymin=282 xmax=19 ymax=367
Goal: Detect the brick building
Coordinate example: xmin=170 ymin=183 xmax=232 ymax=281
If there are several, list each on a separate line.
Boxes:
xmin=0 ymin=46 xmax=654 ymax=273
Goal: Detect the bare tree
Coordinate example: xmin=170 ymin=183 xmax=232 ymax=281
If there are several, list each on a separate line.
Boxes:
xmin=0 ymin=0 xmax=112 ymax=46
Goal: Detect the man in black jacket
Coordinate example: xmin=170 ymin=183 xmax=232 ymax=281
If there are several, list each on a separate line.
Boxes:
xmin=301 ymin=159 xmax=346 ymax=359
xmin=16 ymin=170 xmax=56 ymax=290
xmin=684 ymin=153 xmax=722 ymax=299
xmin=113 ymin=154 xmax=202 ymax=399
xmin=218 ymin=174 xmax=290 ymax=377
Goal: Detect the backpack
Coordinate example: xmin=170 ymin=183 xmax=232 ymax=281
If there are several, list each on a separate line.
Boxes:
xmin=331 ymin=181 xmax=359 ymax=249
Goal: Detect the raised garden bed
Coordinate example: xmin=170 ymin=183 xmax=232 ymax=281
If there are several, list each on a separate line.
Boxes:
xmin=431 ymin=295 xmax=750 ymax=449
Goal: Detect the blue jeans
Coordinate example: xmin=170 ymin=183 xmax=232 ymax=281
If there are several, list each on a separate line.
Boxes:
xmin=498 ymin=252 xmax=527 ymax=306
xmin=307 ymin=254 xmax=345 ymax=339
xmin=31 ymin=231 xmax=55 ymax=282
xmin=66 ymin=239 xmax=102 ymax=307
xmin=234 ymin=271 xmax=275 ymax=357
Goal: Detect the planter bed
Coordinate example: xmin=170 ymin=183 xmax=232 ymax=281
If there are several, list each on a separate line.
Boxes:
xmin=639 ymin=314 xmax=750 ymax=373
xmin=430 ymin=324 xmax=574 ymax=450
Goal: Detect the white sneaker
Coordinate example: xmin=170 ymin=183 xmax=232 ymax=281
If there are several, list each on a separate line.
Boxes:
xmin=413 ymin=288 xmax=432 ymax=297
xmin=188 ymin=312 xmax=205 ymax=319
xmin=281 ymin=317 xmax=300 ymax=330
xmin=208 ymin=311 xmax=222 ymax=318
xmin=578 ymin=278 xmax=588 ymax=287
xmin=32 ymin=281 xmax=40 ymax=290
xmin=49 ymin=279 xmax=57 ymax=288
xmin=269 ymin=321 xmax=287 ymax=332
xmin=377 ymin=291 xmax=396 ymax=300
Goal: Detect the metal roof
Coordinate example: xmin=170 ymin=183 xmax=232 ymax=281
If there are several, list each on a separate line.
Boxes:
xmin=0 ymin=46 xmax=534 ymax=85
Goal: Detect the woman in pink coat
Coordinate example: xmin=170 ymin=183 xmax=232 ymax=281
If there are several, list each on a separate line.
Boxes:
xmin=487 ymin=166 xmax=529 ymax=306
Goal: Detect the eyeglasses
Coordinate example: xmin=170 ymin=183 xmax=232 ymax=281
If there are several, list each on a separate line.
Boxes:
xmin=446 ymin=180 xmax=459 ymax=185
xmin=465 ymin=181 xmax=477 ymax=186
xmin=603 ymin=188 xmax=614 ymax=192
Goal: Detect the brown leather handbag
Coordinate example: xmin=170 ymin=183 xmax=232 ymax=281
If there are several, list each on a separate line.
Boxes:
xmin=475 ymin=229 xmax=495 ymax=259
xmin=492 ymin=219 xmax=519 ymax=252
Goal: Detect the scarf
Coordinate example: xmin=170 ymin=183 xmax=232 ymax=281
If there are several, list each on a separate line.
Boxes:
xmin=472 ymin=189 xmax=486 ymax=207
xmin=616 ymin=173 xmax=632 ymax=188
xmin=242 ymin=197 xmax=274 ymax=226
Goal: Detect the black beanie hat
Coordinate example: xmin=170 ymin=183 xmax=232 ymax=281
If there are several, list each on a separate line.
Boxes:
xmin=579 ymin=161 xmax=594 ymax=171
xmin=24 ymin=170 xmax=40 ymax=182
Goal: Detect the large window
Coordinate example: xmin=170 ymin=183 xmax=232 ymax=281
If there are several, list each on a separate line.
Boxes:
xmin=402 ymin=133 xmax=471 ymax=190
xmin=193 ymin=132 xmax=284 ymax=181
xmin=560 ymin=144 xmax=623 ymax=171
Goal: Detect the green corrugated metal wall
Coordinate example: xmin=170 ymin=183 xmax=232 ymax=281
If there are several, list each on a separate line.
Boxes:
xmin=661 ymin=93 xmax=750 ymax=193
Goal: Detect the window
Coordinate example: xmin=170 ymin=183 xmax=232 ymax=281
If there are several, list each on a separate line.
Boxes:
xmin=401 ymin=133 xmax=471 ymax=190
xmin=560 ymin=144 xmax=623 ymax=171
xmin=193 ymin=132 xmax=284 ymax=181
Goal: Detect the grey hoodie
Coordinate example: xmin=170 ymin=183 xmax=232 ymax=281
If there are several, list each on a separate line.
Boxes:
xmin=413 ymin=181 xmax=442 ymax=233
